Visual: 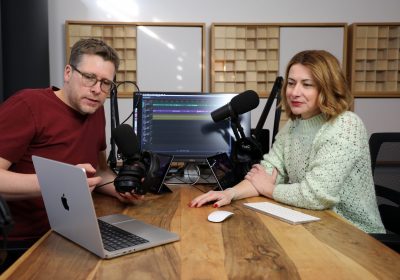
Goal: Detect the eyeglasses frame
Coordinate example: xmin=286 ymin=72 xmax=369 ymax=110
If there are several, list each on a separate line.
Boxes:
xmin=70 ymin=64 xmax=116 ymax=93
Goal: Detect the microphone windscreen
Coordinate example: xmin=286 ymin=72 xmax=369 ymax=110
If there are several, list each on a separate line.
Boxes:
xmin=231 ymin=90 xmax=259 ymax=115
xmin=111 ymin=124 xmax=139 ymax=158
xmin=210 ymin=104 xmax=230 ymax=123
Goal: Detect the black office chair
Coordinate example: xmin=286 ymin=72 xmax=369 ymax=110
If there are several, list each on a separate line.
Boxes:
xmin=369 ymin=132 xmax=400 ymax=253
xmin=0 ymin=196 xmax=38 ymax=273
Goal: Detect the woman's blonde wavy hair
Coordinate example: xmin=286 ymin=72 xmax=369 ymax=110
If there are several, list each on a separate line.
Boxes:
xmin=281 ymin=50 xmax=353 ymax=121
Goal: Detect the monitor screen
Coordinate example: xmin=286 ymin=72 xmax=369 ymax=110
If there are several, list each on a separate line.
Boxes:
xmin=133 ymin=92 xmax=251 ymax=163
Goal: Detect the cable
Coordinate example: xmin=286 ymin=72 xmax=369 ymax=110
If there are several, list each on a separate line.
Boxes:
xmin=108 ymin=80 xmax=141 ymax=171
xmin=183 ymin=163 xmax=201 ymax=185
xmin=198 ymin=164 xmax=214 ymax=183
xmin=115 ymin=81 xmax=141 ymax=125
xmin=94 ymin=177 xmax=148 ymax=191
xmin=94 ymin=180 xmax=115 ymax=190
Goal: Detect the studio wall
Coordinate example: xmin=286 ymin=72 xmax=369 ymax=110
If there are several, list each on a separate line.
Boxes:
xmin=47 ymin=0 xmax=400 ymax=153
xmin=0 ymin=0 xmax=49 ymax=101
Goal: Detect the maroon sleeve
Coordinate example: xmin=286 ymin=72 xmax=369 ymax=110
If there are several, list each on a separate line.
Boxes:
xmin=0 ymin=93 xmax=37 ymax=163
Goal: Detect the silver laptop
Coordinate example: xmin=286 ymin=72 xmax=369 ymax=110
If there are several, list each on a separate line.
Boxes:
xmin=32 ymin=155 xmax=179 ymax=259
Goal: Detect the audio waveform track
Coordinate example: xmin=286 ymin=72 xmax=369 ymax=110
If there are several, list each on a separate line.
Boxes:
xmin=152 ymin=114 xmax=211 ymax=120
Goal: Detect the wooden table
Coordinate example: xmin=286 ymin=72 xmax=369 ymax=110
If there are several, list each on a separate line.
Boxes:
xmin=2 ymin=185 xmax=400 ymax=279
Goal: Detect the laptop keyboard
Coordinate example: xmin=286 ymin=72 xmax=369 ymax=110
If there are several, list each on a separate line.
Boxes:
xmin=98 ymin=219 xmax=149 ymax=251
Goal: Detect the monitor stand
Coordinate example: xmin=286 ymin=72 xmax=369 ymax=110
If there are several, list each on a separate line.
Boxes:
xmin=164 ymin=162 xmax=216 ymax=185
xmin=154 ymin=183 xmax=172 ymax=194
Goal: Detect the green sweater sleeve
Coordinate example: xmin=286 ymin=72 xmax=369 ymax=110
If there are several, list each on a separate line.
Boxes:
xmin=265 ymin=112 xmax=371 ymax=210
xmin=260 ymin=121 xmax=290 ymax=185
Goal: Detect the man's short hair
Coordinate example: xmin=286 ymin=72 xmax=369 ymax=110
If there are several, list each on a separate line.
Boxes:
xmin=69 ymin=38 xmax=120 ymax=71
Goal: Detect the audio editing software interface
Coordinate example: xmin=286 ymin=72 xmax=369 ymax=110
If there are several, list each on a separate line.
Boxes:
xmin=135 ymin=93 xmax=238 ymax=162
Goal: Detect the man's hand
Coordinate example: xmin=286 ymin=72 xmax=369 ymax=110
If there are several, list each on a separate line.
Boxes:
xmin=76 ymin=163 xmax=101 ymax=192
xmin=116 ymin=192 xmax=144 ymax=203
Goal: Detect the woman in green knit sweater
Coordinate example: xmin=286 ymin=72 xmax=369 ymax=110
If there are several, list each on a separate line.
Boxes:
xmin=190 ymin=50 xmax=385 ymax=234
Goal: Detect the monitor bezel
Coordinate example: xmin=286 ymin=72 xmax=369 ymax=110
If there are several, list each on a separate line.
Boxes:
xmin=133 ymin=91 xmax=251 ymax=163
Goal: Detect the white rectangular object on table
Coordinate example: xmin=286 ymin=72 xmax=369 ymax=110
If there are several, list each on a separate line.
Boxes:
xmin=243 ymin=202 xmax=320 ymax=224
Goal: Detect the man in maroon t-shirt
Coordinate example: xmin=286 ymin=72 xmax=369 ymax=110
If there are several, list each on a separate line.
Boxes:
xmin=0 ymin=39 xmax=141 ymax=267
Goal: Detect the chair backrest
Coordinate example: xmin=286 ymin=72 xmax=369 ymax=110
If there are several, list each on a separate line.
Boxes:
xmin=369 ymin=132 xmax=400 ymax=174
xmin=369 ymin=132 xmax=400 ymax=234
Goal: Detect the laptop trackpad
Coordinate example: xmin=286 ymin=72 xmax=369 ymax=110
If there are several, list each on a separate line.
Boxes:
xmin=100 ymin=214 xmax=136 ymax=224
xmin=99 ymin=214 xmax=175 ymax=241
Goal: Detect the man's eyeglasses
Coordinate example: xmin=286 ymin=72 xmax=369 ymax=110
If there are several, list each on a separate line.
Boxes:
xmin=70 ymin=65 xmax=115 ymax=93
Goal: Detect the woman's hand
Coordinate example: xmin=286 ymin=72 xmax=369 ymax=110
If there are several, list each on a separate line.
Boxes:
xmin=188 ymin=188 xmax=235 ymax=208
xmin=245 ymin=164 xmax=278 ymax=198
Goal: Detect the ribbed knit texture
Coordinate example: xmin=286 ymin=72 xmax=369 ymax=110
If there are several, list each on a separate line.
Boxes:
xmin=261 ymin=111 xmax=385 ymax=233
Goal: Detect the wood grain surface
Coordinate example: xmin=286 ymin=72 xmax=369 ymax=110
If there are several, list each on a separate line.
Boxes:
xmin=2 ymin=185 xmax=399 ymax=280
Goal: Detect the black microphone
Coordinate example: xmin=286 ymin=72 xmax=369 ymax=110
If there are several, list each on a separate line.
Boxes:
xmin=111 ymin=124 xmax=148 ymax=194
xmin=111 ymin=124 xmax=140 ymax=163
xmin=211 ymin=90 xmax=259 ymax=122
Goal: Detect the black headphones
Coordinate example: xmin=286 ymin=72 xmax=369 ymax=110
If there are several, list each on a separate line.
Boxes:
xmin=113 ymin=151 xmax=160 ymax=195
xmin=141 ymin=151 xmax=160 ymax=180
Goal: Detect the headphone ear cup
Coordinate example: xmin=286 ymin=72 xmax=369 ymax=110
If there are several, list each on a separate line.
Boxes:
xmin=141 ymin=151 xmax=160 ymax=178
xmin=118 ymin=162 xmax=146 ymax=177
xmin=114 ymin=162 xmax=146 ymax=194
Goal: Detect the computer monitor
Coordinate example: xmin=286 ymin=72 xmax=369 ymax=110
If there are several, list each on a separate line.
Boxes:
xmin=133 ymin=92 xmax=251 ymax=163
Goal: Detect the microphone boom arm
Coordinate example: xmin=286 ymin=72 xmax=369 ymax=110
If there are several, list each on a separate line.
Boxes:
xmin=230 ymin=116 xmax=246 ymax=141
xmin=253 ymin=76 xmax=283 ymax=140
xmin=107 ymin=83 xmax=119 ymax=171
xmin=107 ymin=80 xmax=141 ymax=171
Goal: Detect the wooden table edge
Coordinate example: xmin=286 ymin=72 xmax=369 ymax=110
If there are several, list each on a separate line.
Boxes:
xmin=1 ymin=231 xmax=52 ymax=278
